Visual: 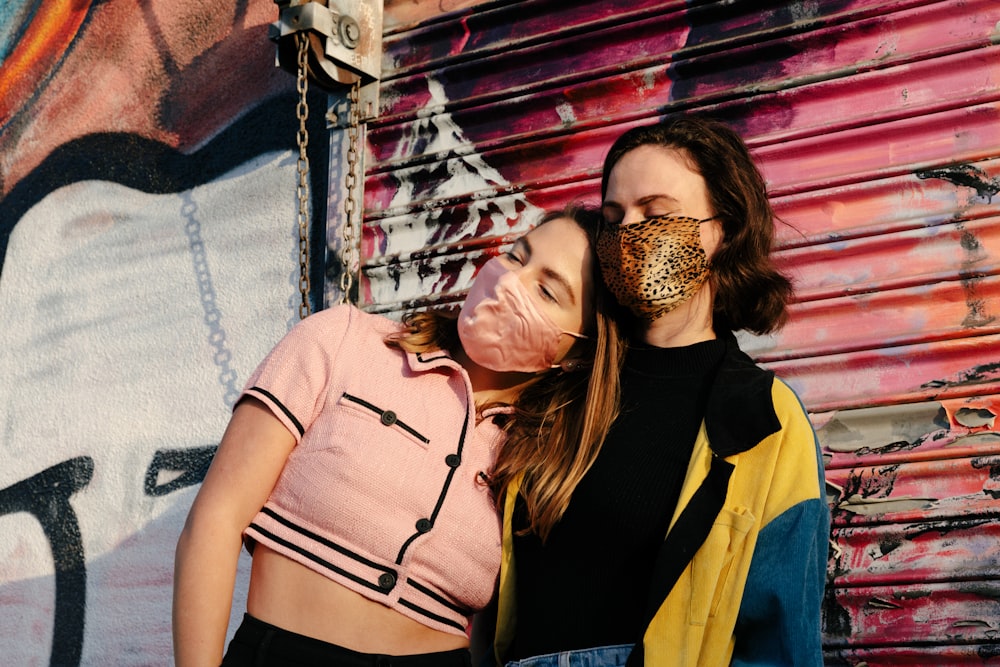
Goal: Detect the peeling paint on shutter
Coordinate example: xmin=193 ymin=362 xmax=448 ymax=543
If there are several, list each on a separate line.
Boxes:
xmin=349 ymin=0 xmax=1000 ymax=661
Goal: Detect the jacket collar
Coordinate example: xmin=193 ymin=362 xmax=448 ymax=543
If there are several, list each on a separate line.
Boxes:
xmin=405 ymin=348 xmax=515 ymax=417
xmin=406 ymin=348 xmax=460 ymax=373
xmin=702 ymin=333 xmax=781 ymax=458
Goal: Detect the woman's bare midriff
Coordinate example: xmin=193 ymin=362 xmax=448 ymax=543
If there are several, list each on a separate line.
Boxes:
xmin=245 ymin=544 xmax=470 ymax=654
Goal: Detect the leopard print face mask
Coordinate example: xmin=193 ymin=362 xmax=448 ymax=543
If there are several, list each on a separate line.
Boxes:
xmin=596 ymin=214 xmax=713 ymax=321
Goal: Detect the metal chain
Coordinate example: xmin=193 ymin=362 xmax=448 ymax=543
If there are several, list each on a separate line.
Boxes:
xmin=296 ymin=33 xmax=312 ymax=319
xmin=339 ymin=79 xmax=362 ymax=304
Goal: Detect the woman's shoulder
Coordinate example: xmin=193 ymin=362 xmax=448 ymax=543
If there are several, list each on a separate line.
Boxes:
xmin=300 ymin=304 xmax=404 ymax=337
xmin=768 ymin=376 xmax=812 ymax=424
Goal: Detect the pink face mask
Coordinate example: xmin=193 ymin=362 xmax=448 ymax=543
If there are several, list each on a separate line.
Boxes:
xmin=458 ymin=257 xmax=587 ymax=373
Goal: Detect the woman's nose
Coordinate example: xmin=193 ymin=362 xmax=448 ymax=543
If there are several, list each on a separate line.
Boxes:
xmin=497 ymin=261 xmax=529 ymax=285
xmin=512 ymin=266 xmax=533 ymax=288
xmin=506 ymin=265 xmax=540 ymax=294
xmin=619 ymin=210 xmax=645 ymax=226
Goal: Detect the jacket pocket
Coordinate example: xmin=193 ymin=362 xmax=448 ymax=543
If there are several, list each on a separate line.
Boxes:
xmin=337 ymin=392 xmax=431 ymax=448
xmin=689 ymin=506 xmax=756 ymax=626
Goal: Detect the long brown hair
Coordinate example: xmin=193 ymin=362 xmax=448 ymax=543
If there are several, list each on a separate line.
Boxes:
xmin=388 ymin=205 xmax=625 ymax=541
xmin=601 ymin=115 xmax=793 ymax=334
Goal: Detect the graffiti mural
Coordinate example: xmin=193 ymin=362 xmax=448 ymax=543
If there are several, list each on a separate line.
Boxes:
xmin=0 ymin=0 xmax=337 ymax=663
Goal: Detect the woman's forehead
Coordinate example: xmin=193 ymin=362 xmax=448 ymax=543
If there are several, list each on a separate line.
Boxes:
xmin=607 ymin=146 xmax=710 ymax=210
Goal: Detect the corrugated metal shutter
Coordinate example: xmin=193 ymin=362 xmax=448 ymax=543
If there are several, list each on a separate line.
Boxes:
xmin=348 ymin=0 xmax=1000 ymax=661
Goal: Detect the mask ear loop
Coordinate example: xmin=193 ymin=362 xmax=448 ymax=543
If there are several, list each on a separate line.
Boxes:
xmin=554 ymin=330 xmax=591 ymax=372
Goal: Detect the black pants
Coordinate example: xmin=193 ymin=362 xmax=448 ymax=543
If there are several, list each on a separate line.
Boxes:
xmin=221 ymin=614 xmax=473 ymax=667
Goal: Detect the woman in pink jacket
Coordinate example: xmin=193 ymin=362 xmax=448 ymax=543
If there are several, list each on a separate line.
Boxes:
xmin=172 ymin=205 xmax=624 ymax=667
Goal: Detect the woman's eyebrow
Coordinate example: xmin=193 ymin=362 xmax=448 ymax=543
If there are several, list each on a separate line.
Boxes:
xmin=513 ymin=237 xmax=531 ymax=255
xmin=602 ymin=194 xmax=680 ymax=215
xmin=518 ymin=234 xmax=576 ymax=305
xmin=637 ymin=194 xmax=682 ymax=207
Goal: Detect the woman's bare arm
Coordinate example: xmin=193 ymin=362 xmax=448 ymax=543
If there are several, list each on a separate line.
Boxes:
xmin=172 ymin=398 xmax=296 ymax=667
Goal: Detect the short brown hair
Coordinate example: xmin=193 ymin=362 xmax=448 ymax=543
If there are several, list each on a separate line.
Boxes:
xmin=602 ymin=115 xmax=792 ymax=334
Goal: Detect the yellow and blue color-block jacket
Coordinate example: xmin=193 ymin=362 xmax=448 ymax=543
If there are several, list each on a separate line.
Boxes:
xmin=494 ymin=339 xmax=830 ymax=666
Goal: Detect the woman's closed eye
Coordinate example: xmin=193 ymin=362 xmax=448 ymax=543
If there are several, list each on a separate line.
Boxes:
xmin=645 ymin=207 xmax=680 ymax=220
xmin=536 ymin=282 xmax=558 ymax=303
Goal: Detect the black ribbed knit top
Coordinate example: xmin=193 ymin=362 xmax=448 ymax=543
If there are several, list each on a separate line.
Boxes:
xmin=509 ymin=338 xmax=726 ymax=658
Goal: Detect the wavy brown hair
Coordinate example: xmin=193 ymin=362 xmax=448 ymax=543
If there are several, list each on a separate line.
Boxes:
xmin=388 ymin=205 xmax=624 ymax=541
xmin=601 ymin=115 xmax=793 ymax=334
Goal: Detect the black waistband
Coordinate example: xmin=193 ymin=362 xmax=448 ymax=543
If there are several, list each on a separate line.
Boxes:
xmin=223 ymin=614 xmax=472 ymax=667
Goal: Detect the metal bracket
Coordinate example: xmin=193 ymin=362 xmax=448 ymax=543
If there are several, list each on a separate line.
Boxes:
xmin=269 ymin=0 xmax=382 ymax=123
xmin=326 ymin=87 xmax=378 ymax=129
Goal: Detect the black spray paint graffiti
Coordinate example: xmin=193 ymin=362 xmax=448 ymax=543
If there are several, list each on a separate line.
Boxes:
xmin=0 ymin=449 xmax=214 ymax=666
xmin=916 ymin=163 xmax=1000 ymax=202
xmin=916 ymin=163 xmax=1000 ymax=340
xmin=145 ymin=445 xmax=217 ymax=496
xmin=0 ymin=457 xmax=93 ymax=667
